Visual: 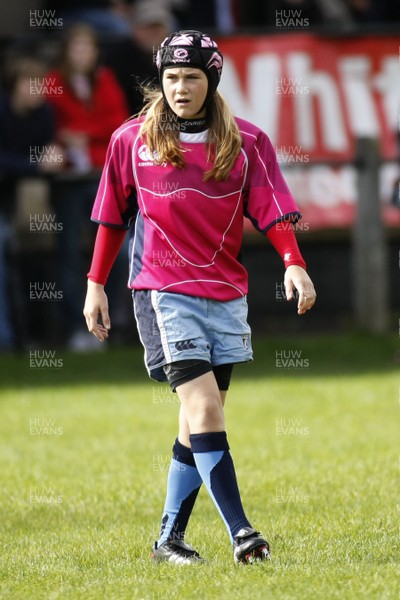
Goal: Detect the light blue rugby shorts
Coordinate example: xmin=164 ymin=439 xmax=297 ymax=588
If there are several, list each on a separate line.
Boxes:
xmin=133 ymin=290 xmax=253 ymax=382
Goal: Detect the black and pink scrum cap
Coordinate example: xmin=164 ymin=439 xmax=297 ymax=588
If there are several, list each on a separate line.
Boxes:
xmin=156 ymin=30 xmax=223 ymax=109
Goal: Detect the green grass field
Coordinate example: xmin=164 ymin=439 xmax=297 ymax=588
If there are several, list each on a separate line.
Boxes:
xmin=0 ymin=332 xmax=399 ymax=600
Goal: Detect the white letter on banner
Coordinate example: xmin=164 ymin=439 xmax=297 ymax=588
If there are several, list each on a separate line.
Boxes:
xmin=339 ymin=57 xmax=379 ymax=137
xmin=373 ymin=57 xmax=400 ymax=131
xmin=220 ymin=55 xmax=281 ymax=142
xmin=287 ymin=53 xmax=347 ymax=152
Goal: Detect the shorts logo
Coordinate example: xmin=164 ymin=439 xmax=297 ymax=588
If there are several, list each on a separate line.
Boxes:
xmin=242 ymin=334 xmax=250 ymax=350
xmin=175 ymin=339 xmax=197 ymax=351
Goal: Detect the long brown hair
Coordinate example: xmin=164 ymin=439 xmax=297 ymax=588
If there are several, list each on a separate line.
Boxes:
xmin=137 ymin=86 xmax=242 ymax=181
xmin=57 ymin=23 xmax=99 ymax=89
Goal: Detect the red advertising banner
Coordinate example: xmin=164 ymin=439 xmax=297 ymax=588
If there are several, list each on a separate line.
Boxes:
xmin=218 ymin=34 xmax=400 ymax=230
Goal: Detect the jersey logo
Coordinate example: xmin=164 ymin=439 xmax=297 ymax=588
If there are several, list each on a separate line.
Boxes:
xmin=138 ymin=144 xmax=154 ymax=161
xmin=175 ymin=339 xmax=197 ymax=351
xmin=138 ymin=144 xmax=159 ymax=166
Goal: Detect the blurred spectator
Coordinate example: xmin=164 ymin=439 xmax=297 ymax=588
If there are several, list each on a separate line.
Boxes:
xmin=105 ymin=0 xmax=173 ymax=115
xmin=280 ymin=0 xmax=352 ymax=27
xmin=44 ymin=0 xmax=134 ymax=37
xmin=392 ymin=99 xmax=400 ymax=207
xmin=177 ymin=0 xmax=237 ymax=33
xmin=46 ymin=24 xmax=128 ymax=168
xmin=132 ymin=0 xmax=174 ymax=52
xmin=345 ymin=0 xmax=391 ymax=23
xmin=46 ymin=23 xmax=129 ymax=350
xmin=0 ymin=56 xmax=60 ymax=351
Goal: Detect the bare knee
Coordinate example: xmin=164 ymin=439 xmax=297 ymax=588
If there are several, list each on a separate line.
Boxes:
xmin=176 ymin=371 xmax=226 ymax=434
xmin=188 ymin=396 xmax=224 ymax=432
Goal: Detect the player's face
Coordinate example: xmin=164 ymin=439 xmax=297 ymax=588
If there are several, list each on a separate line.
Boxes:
xmin=163 ymin=68 xmax=208 ymax=119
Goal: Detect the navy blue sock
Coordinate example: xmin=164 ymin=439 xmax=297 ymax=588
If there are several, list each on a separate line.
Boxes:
xmin=157 ymin=439 xmax=202 ymax=546
xmin=190 ymin=431 xmax=251 ymax=541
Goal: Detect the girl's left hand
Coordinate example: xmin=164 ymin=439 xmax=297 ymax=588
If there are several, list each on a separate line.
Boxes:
xmin=284 ymin=265 xmax=316 ymax=315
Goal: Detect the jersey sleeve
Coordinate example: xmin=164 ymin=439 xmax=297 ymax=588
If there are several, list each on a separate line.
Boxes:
xmin=91 ymin=127 xmax=137 ymax=230
xmin=243 ymin=129 xmax=301 ymax=235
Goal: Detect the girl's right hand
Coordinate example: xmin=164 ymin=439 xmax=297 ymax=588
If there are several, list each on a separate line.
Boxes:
xmin=83 ymin=280 xmax=110 ymax=342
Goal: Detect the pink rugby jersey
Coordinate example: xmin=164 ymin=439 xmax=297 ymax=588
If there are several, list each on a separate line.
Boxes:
xmin=91 ymin=116 xmax=301 ymax=301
